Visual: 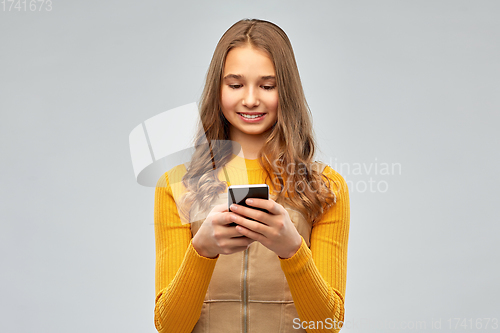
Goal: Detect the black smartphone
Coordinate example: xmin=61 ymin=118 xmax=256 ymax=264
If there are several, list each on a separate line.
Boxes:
xmin=228 ymin=184 xmax=269 ymax=226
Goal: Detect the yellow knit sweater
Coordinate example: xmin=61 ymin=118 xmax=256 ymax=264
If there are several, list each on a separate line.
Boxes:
xmin=154 ymin=155 xmax=350 ymax=332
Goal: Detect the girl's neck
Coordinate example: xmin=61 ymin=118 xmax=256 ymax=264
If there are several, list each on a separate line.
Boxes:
xmin=230 ymin=129 xmax=269 ymax=160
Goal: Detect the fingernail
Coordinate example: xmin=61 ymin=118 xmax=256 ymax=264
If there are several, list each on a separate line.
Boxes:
xmin=231 ymin=204 xmax=237 ymax=211
xmin=246 ymin=199 xmax=253 ymax=204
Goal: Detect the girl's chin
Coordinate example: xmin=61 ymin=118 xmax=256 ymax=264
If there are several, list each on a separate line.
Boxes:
xmin=233 ymin=124 xmax=273 ymax=136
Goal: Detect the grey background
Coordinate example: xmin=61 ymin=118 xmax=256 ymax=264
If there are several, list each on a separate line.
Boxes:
xmin=1 ymin=1 xmax=499 ymax=332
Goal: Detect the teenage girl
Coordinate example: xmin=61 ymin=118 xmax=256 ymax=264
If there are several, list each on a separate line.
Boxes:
xmin=154 ymin=19 xmax=350 ymax=333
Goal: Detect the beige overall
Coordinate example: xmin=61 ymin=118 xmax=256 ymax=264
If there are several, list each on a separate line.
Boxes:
xmin=189 ymin=162 xmax=327 ymax=333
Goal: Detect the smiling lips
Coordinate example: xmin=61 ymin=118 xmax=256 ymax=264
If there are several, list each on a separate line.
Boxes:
xmin=237 ymin=112 xmax=266 ymax=119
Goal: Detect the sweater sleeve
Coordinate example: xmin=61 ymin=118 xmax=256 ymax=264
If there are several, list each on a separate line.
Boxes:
xmin=154 ymin=171 xmax=219 ymax=333
xmin=279 ymin=166 xmax=350 ymax=332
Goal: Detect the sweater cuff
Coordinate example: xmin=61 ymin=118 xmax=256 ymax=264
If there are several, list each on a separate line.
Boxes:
xmin=278 ymin=237 xmax=312 ymax=274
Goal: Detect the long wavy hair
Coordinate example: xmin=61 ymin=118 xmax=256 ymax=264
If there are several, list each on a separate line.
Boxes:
xmin=179 ymin=18 xmax=336 ymax=224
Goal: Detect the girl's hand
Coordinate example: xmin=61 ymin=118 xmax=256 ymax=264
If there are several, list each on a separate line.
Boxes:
xmin=229 ymin=198 xmax=302 ymax=259
xmin=192 ymin=203 xmax=256 ymax=259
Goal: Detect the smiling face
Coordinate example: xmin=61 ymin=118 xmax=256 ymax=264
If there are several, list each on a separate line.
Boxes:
xmin=220 ymin=45 xmax=279 ymax=144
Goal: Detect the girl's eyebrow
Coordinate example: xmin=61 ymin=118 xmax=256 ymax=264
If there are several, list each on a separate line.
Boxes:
xmin=223 ymin=74 xmax=276 ymax=81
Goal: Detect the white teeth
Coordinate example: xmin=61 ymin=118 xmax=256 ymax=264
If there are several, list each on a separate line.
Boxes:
xmin=239 ymin=113 xmax=264 ymax=119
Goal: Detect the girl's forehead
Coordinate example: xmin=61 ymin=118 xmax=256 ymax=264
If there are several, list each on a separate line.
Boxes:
xmin=223 ymin=47 xmax=275 ymax=77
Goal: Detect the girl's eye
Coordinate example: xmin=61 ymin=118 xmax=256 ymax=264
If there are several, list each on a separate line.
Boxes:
xmin=228 ymin=84 xmax=275 ymax=90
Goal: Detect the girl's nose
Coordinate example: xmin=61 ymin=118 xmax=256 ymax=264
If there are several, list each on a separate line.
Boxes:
xmin=242 ymin=87 xmax=259 ymax=107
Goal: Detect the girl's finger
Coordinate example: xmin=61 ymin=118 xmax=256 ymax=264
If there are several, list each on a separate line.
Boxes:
xmin=245 ymin=197 xmax=282 ymax=215
xmin=233 ymin=215 xmax=268 ymax=236
xmin=230 ymin=204 xmax=268 ymax=223
xmin=235 ymin=225 xmax=265 ymax=243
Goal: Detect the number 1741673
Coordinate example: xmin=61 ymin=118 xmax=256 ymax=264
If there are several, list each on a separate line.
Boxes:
xmin=447 ymin=318 xmax=498 ymax=330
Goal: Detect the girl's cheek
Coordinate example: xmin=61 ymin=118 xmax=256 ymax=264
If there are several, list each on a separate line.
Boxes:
xmin=221 ymin=93 xmax=239 ymax=109
xmin=266 ymin=96 xmax=279 ymax=112
xmin=220 ymin=91 xmax=230 ymax=109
